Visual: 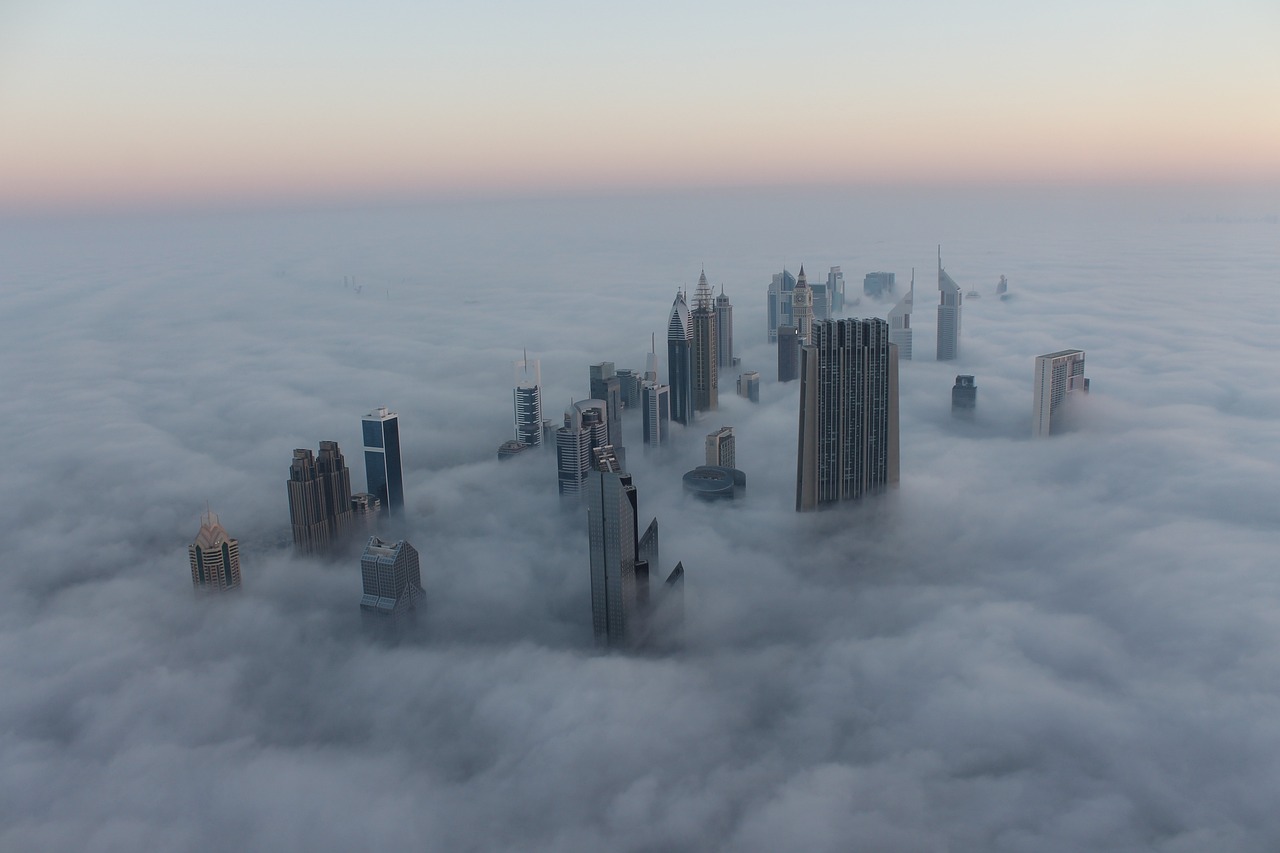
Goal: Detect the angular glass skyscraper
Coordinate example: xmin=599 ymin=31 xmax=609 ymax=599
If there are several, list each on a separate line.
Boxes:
xmin=797 ymin=319 xmax=900 ymax=511
xmin=358 ymin=537 xmax=424 ymax=627
xmin=588 ymin=464 xmax=638 ymax=647
xmin=666 ymin=290 xmax=694 ymax=425
xmin=362 ymin=407 xmax=404 ymax=518
xmin=936 ymin=248 xmax=962 ymax=361
xmin=691 ymin=271 xmax=718 ymax=414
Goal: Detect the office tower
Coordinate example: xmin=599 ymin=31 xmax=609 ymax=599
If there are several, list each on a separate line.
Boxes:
xmin=189 ymin=509 xmax=241 ymax=591
xmin=936 ymin=248 xmax=962 ymax=361
xmin=667 ymin=290 xmax=694 ymax=425
xmin=350 ymin=492 xmax=381 ymax=533
xmin=287 ymin=442 xmax=354 ymax=554
xmin=792 ymin=266 xmax=815 ymax=344
xmin=683 ymin=466 xmax=747 ymax=500
xmin=811 ymin=280 xmax=830 ymax=321
xmin=997 ymin=275 xmax=1010 ymax=300
xmin=1032 ymin=350 xmax=1089 ymax=437
xmin=952 ymin=375 xmax=977 ymax=417
xmin=362 ymin=407 xmax=404 ymax=517
xmin=514 ymin=355 xmax=543 ymax=447
xmin=864 ymin=271 xmax=896 ymax=298
xmin=587 ymin=461 xmax=639 ymax=647
xmin=737 ymin=371 xmax=760 ymax=403
xmin=797 ymin=319 xmax=900 ymax=511
xmin=715 ymin=285 xmax=734 ymax=370
xmin=705 ymin=426 xmax=735 ymax=468
xmin=691 ymin=271 xmax=718 ymax=414
xmin=589 ymin=362 xmax=624 ymax=451
xmin=358 ymin=537 xmax=424 ymax=626
xmin=616 ymin=368 xmax=641 ymax=409
xmin=766 ymin=268 xmax=796 ymax=342
xmin=828 ymin=266 xmax=846 ymax=314
xmin=641 ymin=380 xmax=670 ymax=448
xmin=888 ymin=268 xmax=914 ymax=361
xmin=777 ymin=325 xmax=800 ymax=382
xmin=556 ymin=399 xmax=609 ymax=497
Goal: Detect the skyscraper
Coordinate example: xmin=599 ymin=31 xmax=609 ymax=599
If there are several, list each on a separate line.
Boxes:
xmin=514 ymin=355 xmax=543 ymax=448
xmin=792 ymin=265 xmax=815 ymax=344
xmin=641 ymin=380 xmax=670 ymax=448
xmin=777 ymin=324 xmax=800 ymax=383
xmin=667 ymin=290 xmax=694 ymax=425
xmin=888 ymin=268 xmax=914 ymax=360
xmin=362 ymin=407 xmax=404 ymax=517
xmin=952 ymin=375 xmax=977 ymax=417
xmin=589 ymin=362 xmax=624 ymax=451
xmin=797 ymin=319 xmax=900 ymax=511
xmin=715 ymin=285 xmax=734 ymax=370
xmin=358 ymin=537 xmax=424 ymax=627
xmin=705 ymin=426 xmax=735 ymax=468
xmin=587 ymin=461 xmax=639 ymax=647
xmin=936 ymin=248 xmax=962 ymax=361
xmin=1033 ymin=350 xmax=1089 ymax=437
xmin=828 ymin=266 xmax=846 ymax=314
xmin=864 ymin=271 xmax=896 ymax=298
xmin=287 ymin=442 xmax=354 ymax=554
xmin=189 ymin=509 xmax=241 ymax=591
xmin=737 ymin=371 xmax=760 ymax=403
xmin=556 ymin=399 xmax=609 ymax=497
xmin=616 ymin=368 xmax=641 ymax=409
xmin=691 ymin=271 xmax=718 ymax=414
xmin=766 ymin=269 xmax=796 ymax=343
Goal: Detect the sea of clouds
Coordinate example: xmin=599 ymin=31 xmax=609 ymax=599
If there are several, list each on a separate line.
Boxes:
xmin=1 ymin=186 xmax=1277 ymax=851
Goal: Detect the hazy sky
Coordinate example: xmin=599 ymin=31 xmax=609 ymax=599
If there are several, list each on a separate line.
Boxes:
xmin=1 ymin=1 xmax=1278 ymax=208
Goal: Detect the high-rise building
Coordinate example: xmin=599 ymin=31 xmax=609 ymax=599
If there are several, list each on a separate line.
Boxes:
xmin=737 ymin=371 xmax=760 ymax=403
xmin=766 ymin=269 xmax=796 ymax=343
xmin=952 ymin=375 xmax=977 ymax=417
xmin=358 ymin=537 xmax=424 ymax=627
xmin=616 ymin=368 xmax=641 ymax=409
xmin=888 ymin=268 xmax=914 ymax=361
xmin=287 ymin=442 xmax=354 ymax=554
xmin=996 ymin=275 xmax=1009 ymax=300
xmin=667 ymin=290 xmax=694 ymax=425
xmin=715 ymin=285 xmax=734 ymax=370
xmin=777 ymin=324 xmax=800 ymax=383
xmin=350 ymin=492 xmax=381 ymax=533
xmin=864 ymin=271 xmax=896 ymax=298
xmin=792 ymin=266 xmax=815 ymax=344
xmin=637 ymin=517 xmax=658 ymax=616
xmin=936 ymin=248 xmax=962 ymax=361
xmin=1032 ymin=350 xmax=1089 ymax=437
xmin=587 ymin=462 xmax=639 ymax=647
xmin=797 ymin=319 xmax=900 ymax=511
xmin=514 ymin=355 xmax=543 ymax=448
xmin=691 ymin=271 xmax=718 ymax=414
xmin=362 ymin=407 xmax=404 ymax=517
xmin=811 ymin=280 xmax=830 ymax=321
xmin=828 ymin=266 xmax=846 ymax=314
xmin=556 ymin=399 xmax=609 ymax=497
xmin=189 ymin=509 xmax=241 ymax=591
xmin=641 ymin=380 xmax=670 ymax=448
xmin=589 ymin=362 xmax=624 ymax=451
xmin=705 ymin=426 xmax=735 ymax=468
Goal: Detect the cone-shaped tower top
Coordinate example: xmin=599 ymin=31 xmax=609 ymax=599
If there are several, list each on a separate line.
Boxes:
xmin=694 ymin=268 xmax=714 ymax=310
xmin=193 ymin=510 xmax=232 ymax=549
xmin=938 ymin=246 xmax=959 ymax=294
xmin=667 ymin=289 xmax=691 ymax=340
xmin=796 ymin=264 xmax=807 ymax=286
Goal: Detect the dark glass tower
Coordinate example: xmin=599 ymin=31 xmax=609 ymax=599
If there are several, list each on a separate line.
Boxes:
xmin=666 ymin=290 xmax=694 ymax=425
xmin=362 ymin=407 xmax=404 ymax=518
xmin=691 ymin=271 xmax=718 ymax=414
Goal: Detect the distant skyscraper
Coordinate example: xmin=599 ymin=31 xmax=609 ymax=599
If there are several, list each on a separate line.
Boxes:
xmin=864 ymin=271 xmax=896 ymax=298
xmin=514 ymin=355 xmax=543 ymax=448
xmin=358 ymin=537 xmax=424 ymax=627
xmin=589 ymin=362 xmax=624 ymax=451
xmin=362 ymin=407 xmax=404 ymax=517
xmin=691 ymin=271 xmax=718 ymax=414
xmin=189 ymin=509 xmax=241 ymax=591
xmin=737 ymin=371 xmax=760 ymax=403
xmin=811 ymin=280 xmax=830 ymax=321
xmin=715 ymin=285 xmax=734 ymax=370
xmin=705 ymin=426 xmax=735 ymax=468
xmin=641 ymin=380 xmax=670 ymax=448
xmin=936 ymin=248 xmax=962 ymax=361
xmin=616 ymin=368 xmax=641 ymax=409
xmin=667 ymin=290 xmax=694 ymax=425
xmin=997 ymin=275 xmax=1010 ymax=300
xmin=766 ymin=269 xmax=796 ymax=342
xmin=1033 ymin=350 xmax=1089 ymax=437
xmin=792 ymin=266 xmax=815 ymax=344
xmin=952 ymin=375 xmax=977 ymax=417
xmin=828 ymin=266 xmax=846 ymax=314
xmin=556 ymin=399 xmax=609 ymax=497
xmin=888 ymin=269 xmax=914 ymax=361
xmin=797 ymin=319 xmax=900 ymax=511
xmin=350 ymin=492 xmax=381 ymax=533
xmin=287 ymin=442 xmax=354 ymax=554
xmin=777 ymin=324 xmax=800 ymax=382
xmin=587 ymin=462 xmax=639 ymax=647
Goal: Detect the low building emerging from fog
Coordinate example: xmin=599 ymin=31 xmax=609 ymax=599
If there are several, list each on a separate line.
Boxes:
xmin=359 ymin=537 xmax=425 ymax=629
xmin=1033 ymin=349 xmax=1089 ymax=437
xmin=952 ymin=375 xmax=977 ymax=418
xmin=189 ymin=509 xmax=241 ymax=591
xmin=683 ymin=465 xmax=746 ymax=500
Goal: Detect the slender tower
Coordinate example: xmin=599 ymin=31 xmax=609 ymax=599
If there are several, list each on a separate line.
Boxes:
xmin=691 ymin=270 xmax=719 ymax=413
xmin=362 ymin=407 xmax=404 ymax=517
xmin=888 ymin=268 xmax=914 ymax=360
xmin=936 ymin=247 xmax=962 ymax=361
xmin=667 ymin=290 xmax=694 ymax=425
xmin=513 ymin=353 xmax=543 ymax=447
xmin=792 ymin=265 xmax=815 ymax=344
xmin=715 ymin=285 xmax=734 ymax=370
xmin=588 ymin=459 xmax=639 ymax=647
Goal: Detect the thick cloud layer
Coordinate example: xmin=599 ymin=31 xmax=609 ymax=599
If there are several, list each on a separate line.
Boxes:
xmin=1 ymin=187 xmax=1278 ymax=851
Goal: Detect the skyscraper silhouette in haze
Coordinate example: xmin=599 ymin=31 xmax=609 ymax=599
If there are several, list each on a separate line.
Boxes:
xmin=667 ymin=290 xmax=694 ymax=425
xmin=362 ymin=407 xmax=404 ymax=517
xmin=936 ymin=248 xmax=962 ymax=361
xmin=691 ymin=271 xmax=718 ymax=414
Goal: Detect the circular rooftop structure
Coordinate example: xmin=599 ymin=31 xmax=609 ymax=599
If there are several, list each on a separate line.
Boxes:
xmin=682 ymin=466 xmax=746 ymax=500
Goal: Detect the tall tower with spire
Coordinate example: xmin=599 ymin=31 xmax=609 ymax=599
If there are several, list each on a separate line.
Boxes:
xmin=936 ymin=247 xmax=962 ymax=361
xmin=888 ymin=268 xmax=914 ymax=360
xmin=792 ymin=265 xmax=815 ymax=344
xmin=666 ymin=290 xmax=694 ymax=425
xmin=513 ymin=352 xmax=543 ymax=447
xmin=691 ymin=269 xmax=718 ymax=414
xmin=715 ymin=284 xmax=734 ymax=370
